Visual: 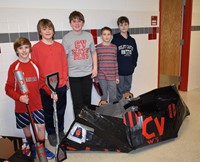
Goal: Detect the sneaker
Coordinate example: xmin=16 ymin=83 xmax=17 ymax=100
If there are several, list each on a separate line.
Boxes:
xmin=30 ymin=145 xmax=36 ymax=159
xmin=45 ymin=148 xmax=55 ymax=160
xmin=98 ymin=100 xmax=108 ymax=106
xmin=123 ymin=92 xmax=134 ymax=99
xmin=48 ymin=134 xmax=57 ymax=147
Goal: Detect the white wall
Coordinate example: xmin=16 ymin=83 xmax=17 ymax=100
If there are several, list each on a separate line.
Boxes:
xmin=0 ymin=0 xmax=159 ymax=137
xmin=188 ymin=0 xmax=200 ymax=90
xmin=0 ymin=0 xmax=158 ymax=11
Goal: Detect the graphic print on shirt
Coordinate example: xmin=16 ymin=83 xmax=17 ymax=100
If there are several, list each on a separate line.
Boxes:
xmin=25 ymin=77 xmax=37 ymax=82
xmin=72 ymin=40 xmax=89 ymax=60
xmin=118 ymin=45 xmax=133 ymax=56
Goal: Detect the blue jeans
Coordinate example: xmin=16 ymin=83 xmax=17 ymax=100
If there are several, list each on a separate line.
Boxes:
xmin=117 ymin=75 xmax=132 ymax=101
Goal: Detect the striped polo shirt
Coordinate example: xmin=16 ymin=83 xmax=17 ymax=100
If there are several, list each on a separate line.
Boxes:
xmin=96 ymin=43 xmax=119 ymax=81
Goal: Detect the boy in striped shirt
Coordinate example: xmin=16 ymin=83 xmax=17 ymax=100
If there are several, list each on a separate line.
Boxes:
xmin=96 ymin=27 xmax=119 ymax=105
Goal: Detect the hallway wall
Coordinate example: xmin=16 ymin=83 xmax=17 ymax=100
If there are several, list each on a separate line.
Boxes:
xmin=1 ymin=0 xmax=199 ymax=138
xmin=188 ymin=0 xmax=200 ymax=90
xmin=0 ymin=0 xmax=159 ymax=137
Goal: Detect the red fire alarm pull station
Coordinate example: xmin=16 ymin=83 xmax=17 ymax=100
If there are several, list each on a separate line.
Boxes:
xmin=151 ymin=16 xmax=157 ymax=26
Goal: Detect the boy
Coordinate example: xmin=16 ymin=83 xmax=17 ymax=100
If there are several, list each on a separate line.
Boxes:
xmin=62 ymin=10 xmax=97 ymax=117
xmin=95 ymin=26 xmax=119 ymax=105
xmin=111 ymin=16 xmax=138 ymax=101
xmin=31 ymin=19 xmax=68 ymax=147
xmin=5 ymin=37 xmax=54 ymax=159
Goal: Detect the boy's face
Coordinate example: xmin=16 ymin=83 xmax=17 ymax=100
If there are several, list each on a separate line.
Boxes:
xmin=101 ymin=30 xmax=112 ymax=43
xmin=17 ymin=44 xmax=30 ymax=61
xmin=119 ymin=22 xmax=129 ymax=34
xmin=39 ymin=26 xmax=54 ymax=40
xmin=70 ymin=18 xmax=84 ymax=33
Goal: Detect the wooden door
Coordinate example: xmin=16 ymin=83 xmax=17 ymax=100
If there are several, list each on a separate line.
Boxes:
xmin=159 ymin=0 xmax=183 ymax=87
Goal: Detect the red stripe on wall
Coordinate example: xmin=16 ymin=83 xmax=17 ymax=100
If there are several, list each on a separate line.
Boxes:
xmin=90 ymin=29 xmax=97 ymax=45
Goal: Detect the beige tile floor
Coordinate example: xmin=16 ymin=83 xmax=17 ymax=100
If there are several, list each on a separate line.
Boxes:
xmin=46 ymin=88 xmax=200 ymax=162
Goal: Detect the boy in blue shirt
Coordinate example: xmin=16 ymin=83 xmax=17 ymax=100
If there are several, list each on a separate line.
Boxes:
xmin=111 ymin=16 xmax=138 ymax=101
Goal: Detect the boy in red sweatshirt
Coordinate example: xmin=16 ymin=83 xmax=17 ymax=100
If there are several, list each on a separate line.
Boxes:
xmin=31 ymin=19 xmax=68 ymax=147
xmin=5 ymin=37 xmax=54 ymax=159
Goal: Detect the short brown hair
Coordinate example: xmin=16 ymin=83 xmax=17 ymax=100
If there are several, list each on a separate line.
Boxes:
xmin=101 ymin=26 xmax=112 ymax=35
xmin=117 ymin=16 xmax=129 ymax=26
xmin=13 ymin=37 xmax=32 ymax=56
xmin=69 ymin=11 xmax=85 ymax=23
xmin=37 ymin=19 xmax=55 ymax=40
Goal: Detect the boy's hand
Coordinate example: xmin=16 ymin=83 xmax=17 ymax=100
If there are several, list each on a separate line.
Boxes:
xmin=19 ymin=95 xmax=29 ymax=104
xmin=51 ymin=93 xmax=58 ymax=101
xmin=66 ymin=81 xmax=70 ymax=89
xmin=116 ymin=79 xmax=120 ymax=84
xmin=91 ymin=69 xmax=97 ymax=78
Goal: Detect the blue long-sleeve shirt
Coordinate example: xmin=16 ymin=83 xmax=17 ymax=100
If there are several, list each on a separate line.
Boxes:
xmin=111 ymin=33 xmax=138 ymax=76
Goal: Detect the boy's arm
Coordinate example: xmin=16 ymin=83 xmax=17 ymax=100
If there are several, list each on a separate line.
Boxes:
xmin=61 ymin=45 xmax=69 ymax=86
xmin=133 ymin=40 xmax=139 ymax=67
xmin=62 ymin=38 xmax=69 ymax=86
xmin=114 ymin=45 xmax=119 ymax=80
xmin=5 ymin=66 xmax=21 ymax=101
xmin=91 ymin=50 xmax=97 ymax=78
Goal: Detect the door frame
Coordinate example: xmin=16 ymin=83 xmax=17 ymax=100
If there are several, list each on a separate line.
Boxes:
xmin=179 ymin=0 xmax=193 ymax=91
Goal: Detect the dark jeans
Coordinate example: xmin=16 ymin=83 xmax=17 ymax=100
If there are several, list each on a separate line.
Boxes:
xmin=40 ymin=85 xmax=67 ymax=135
xmin=69 ymin=74 xmax=92 ymax=117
